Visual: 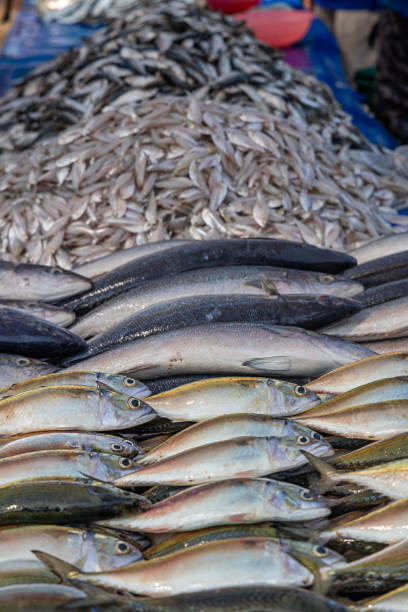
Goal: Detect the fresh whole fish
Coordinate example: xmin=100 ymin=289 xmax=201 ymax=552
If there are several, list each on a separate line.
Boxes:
xmin=102 ymin=377 xmax=318 ymax=422
xmin=75 ymin=295 xmax=362 ymax=360
xmin=342 ymin=252 xmax=408 ymax=288
xmin=74 ymin=240 xmax=191 ymax=279
xmin=359 ymin=583 xmax=408 ymax=611
xmin=320 ymin=297 xmax=408 ymax=342
xmin=144 ymin=374 xmax=304 ymax=395
xmin=0 ymin=300 xmax=75 ymax=327
xmin=0 ymin=386 xmax=155 ymax=435
xmin=0 ymin=354 xmax=57 ymax=387
xmin=331 ymin=432 xmax=408 ymax=470
xmin=0 ymin=370 xmax=150 ymax=400
xmin=0 ymin=524 xmax=143 ymax=571
xmin=97 ymin=478 xmax=330 ymax=533
xmin=0 ymin=449 xmax=139 ymax=487
xmin=362 ymin=338 xmax=408 ymax=354
xmin=0 ymin=261 xmax=91 ymax=301
xmin=306 ymin=451 xmax=408 ymax=500
xmin=138 ymin=414 xmax=325 ymax=464
xmin=63 ymin=323 xmax=374 ymax=379
xmin=0 ymin=558 xmax=59 ymax=587
xmin=349 ymin=233 xmax=408 ymax=264
xmin=295 ymin=399 xmax=408 ymax=439
xmin=0 ymin=431 xmax=142 ymax=459
xmin=70 ymin=266 xmax=363 ymax=339
xmin=61 ymin=240 xmax=356 ymax=313
xmin=34 ymin=537 xmax=316 ymax=595
xmin=354 ymin=279 xmax=408 ymax=309
xmin=114 ymin=435 xmax=333 ymax=487
xmin=0 ymin=308 xmax=87 ymax=359
xmin=0 ymin=583 xmax=86 ymax=612
xmin=0 ymin=478 xmax=150 ymax=525
xmin=307 ymin=353 xmax=408 ymax=395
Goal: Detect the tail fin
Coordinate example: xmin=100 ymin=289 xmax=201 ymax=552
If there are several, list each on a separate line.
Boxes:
xmin=289 ymin=550 xmax=333 ymax=594
xmin=303 ymin=451 xmax=341 ymax=494
xmin=32 ymin=550 xmax=80 ymax=581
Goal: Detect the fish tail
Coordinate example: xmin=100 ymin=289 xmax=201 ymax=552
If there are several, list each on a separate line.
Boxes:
xmin=303 ymin=451 xmax=340 ymax=494
xmin=32 ymin=550 xmax=80 ymax=581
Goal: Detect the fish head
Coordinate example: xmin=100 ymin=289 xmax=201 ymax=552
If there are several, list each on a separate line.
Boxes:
xmin=0 ymin=353 xmax=56 ymax=378
xmin=309 ymin=273 xmax=363 ymax=298
xmin=291 ymin=431 xmax=334 ymax=458
xmin=93 ymin=435 xmax=141 ymax=458
xmin=88 ymin=451 xmax=140 ymax=482
xmin=283 ymin=539 xmax=345 ymax=569
xmin=88 ymin=530 xmax=144 ymax=571
xmin=97 ymin=373 xmax=151 ymax=399
xmin=101 ymin=390 xmax=156 ymax=429
xmin=269 ymin=480 xmax=331 ymax=520
xmin=14 ymin=263 xmax=91 ymax=300
xmin=267 ymin=379 xmax=321 ymax=415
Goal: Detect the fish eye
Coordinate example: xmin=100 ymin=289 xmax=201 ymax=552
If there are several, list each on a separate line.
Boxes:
xmin=312 ymin=432 xmax=322 ymax=440
xmin=124 ymin=377 xmax=137 ymax=387
xmin=297 ymin=435 xmax=310 ymax=446
xmin=27 ymin=303 xmax=38 ymax=308
xmin=50 ymin=267 xmax=64 ymax=275
xmin=119 ymin=458 xmax=132 ymax=468
xmin=300 ymin=490 xmax=314 ymax=501
xmin=313 ymin=545 xmax=328 ymax=558
xmin=295 ymin=386 xmax=307 ymax=397
xmin=110 ymin=443 xmax=123 ymax=453
xmin=319 ymin=275 xmax=334 ymax=285
xmin=127 ymin=398 xmax=140 ymax=409
xmin=115 ymin=541 xmax=130 ymax=554
xmin=16 ymin=357 xmax=30 ymax=366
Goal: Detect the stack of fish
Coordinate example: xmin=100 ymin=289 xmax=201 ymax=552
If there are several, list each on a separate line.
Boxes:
xmin=36 ymin=0 xmax=140 ymax=24
xmin=1 ymin=235 xmax=408 ymax=609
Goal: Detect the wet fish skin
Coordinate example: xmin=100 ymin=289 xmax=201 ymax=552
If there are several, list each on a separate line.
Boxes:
xmin=359 ymin=583 xmax=408 ymax=611
xmin=0 ymin=385 xmax=155 ymax=436
xmin=98 ymin=477 xmax=330 ymax=533
xmin=0 ymin=559 xmax=59 ymax=587
xmin=0 ymin=300 xmax=75 ymax=327
xmin=307 ymin=353 xmax=408 ymax=395
xmin=0 ymin=261 xmax=91 ymax=301
xmin=342 ymin=251 xmax=408 ymax=288
xmin=131 ymin=418 xmax=193 ymax=439
xmin=354 ymin=279 xmax=408 ymax=308
xmin=114 ymin=435 xmax=333 ymax=487
xmin=133 ymin=377 xmax=320 ymax=422
xmin=0 ymin=307 xmax=87 ymax=360
xmin=0 ymin=583 xmax=86 ymax=612
xmin=320 ymin=296 xmax=408 ymax=342
xmin=0 ymin=353 xmax=57 ymax=387
xmin=331 ymin=432 xmax=408 ymax=471
xmin=0 ymin=524 xmax=143 ymax=572
xmin=76 ymin=294 xmax=362 ymax=359
xmin=74 ymin=240 xmax=191 ymax=278
xmin=36 ymin=537 xmax=316 ymax=595
xmin=362 ymin=337 xmax=408 ymax=354
xmin=61 ymin=240 xmax=356 ymax=313
xmin=0 ymin=371 xmax=150 ymax=400
xmin=0 ymin=431 xmax=142 ymax=459
xmin=139 ymin=414 xmax=325 ymax=464
xmin=70 ymin=265 xmax=363 ymax=339
xmin=349 ymin=233 xmax=408 ymax=265
xmin=0 ymin=449 xmax=139 ymax=487
xmin=0 ymin=478 xmax=150 ymax=525
xmin=63 ymin=323 xmax=374 ymax=379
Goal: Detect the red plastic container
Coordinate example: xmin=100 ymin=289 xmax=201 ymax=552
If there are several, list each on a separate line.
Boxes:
xmin=207 ymin=0 xmax=260 ymax=15
xmin=234 ymin=9 xmax=314 ymax=48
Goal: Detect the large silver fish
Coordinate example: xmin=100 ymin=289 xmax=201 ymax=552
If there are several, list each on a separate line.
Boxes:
xmin=0 ymin=354 xmax=57 ymax=387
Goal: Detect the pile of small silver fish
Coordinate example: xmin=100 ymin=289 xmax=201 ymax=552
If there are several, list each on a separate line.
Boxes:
xmin=36 ymin=0 xmax=140 ymax=24
xmin=0 ymin=235 xmax=407 ymax=609
xmin=1 ymin=96 xmax=407 ymax=267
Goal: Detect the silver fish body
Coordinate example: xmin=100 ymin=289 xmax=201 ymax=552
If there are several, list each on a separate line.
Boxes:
xmin=0 ymin=300 xmax=75 ymax=327
xmin=0 ymin=354 xmax=57 ymax=387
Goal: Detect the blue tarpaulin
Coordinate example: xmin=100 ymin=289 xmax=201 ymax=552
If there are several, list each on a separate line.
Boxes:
xmin=0 ymin=0 xmax=398 ymax=149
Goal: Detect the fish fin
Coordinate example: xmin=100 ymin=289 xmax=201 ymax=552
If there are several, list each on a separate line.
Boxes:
xmin=316 ymin=566 xmax=336 ymax=595
xmin=303 ymin=451 xmax=340 ymax=494
xmin=243 ymin=356 xmax=292 ymax=372
xmin=244 ymin=279 xmax=263 ymax=290
xmin=260 ymin=275 xmax=281 ymax=296
xmin=32 ymin=550 xmax=80 ymax=581
xmin=95 ymin=381 xmax=117 ymax=392
xmin=289 ymin=549 xmax=332 ymax=594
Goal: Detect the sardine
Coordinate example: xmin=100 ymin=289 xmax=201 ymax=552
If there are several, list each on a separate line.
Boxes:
xmin=97 ymin=478 xmax=329 ymax=533
xmin=0 ymin=371 xmax=150 ymax=400
xmin=0 ymin=261 xmax=91 ymax=301
xmin=331 ymin=432 xmax=408 ymax=470
xmin=70 ymin=265 xmax=362 ymax=339
xmin=63 ymin=323 xmax=374 ymax=379
xmin=0 ymin=354 xmax=57 ymax=387
xmin=320 ymin=297 xmax=408 ymax=341
xmin=62 ymin=240 xmax=356 ymax=313
xmin=0 ymin=478 xmax=149 ymax=525
xmin=75 ymin=295 xmax=362 ymax=360
xmin=0 ymin=300 xmax=75 ymax=327
xmin=307 ymin=353 xmax=408 ymax=395
xmin=139 ymin=414 xmax=325 ymax=464
xmin=0 ymin=308 xmax=86 ymax=359
xmin=0 ymin=583 xmax=86 ymax=612
xmin=138 ymin=377 xmax=319 ymax=422
xmin=114 ymin=435 xmax=333 ymax=487
xmin=342 ymin=251 xmax=408 ymax=288
xmin=0 ymin=559 xmax=58 ymax=587
xmin=0 ymin=386 xmax=154 ymax=435
xmin=349 ymin=233 xmax=408 ymax=264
